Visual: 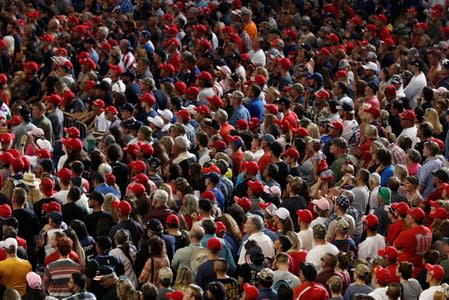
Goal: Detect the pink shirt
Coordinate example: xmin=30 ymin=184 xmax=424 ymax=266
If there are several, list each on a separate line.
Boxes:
xmin=407 ymin=162 xmax=421 ymax=177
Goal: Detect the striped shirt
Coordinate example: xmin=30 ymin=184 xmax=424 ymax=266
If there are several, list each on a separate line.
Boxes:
xmin=45 ymin=258 xmax=81 ymax=298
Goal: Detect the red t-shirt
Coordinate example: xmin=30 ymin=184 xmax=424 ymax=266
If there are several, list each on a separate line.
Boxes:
xmin=388 ymin=263 xmax=400 ymax=283
xmin=258 ymin=150 xmax=272 ymax=175
xmin=44 ymin=250 xmax=80 ymax=267
xmin=386 ymin=219 xmax=406 ymax=245
xmin=232 ymin=150 xmax=244 ymax=174
xmin=283 ymin=111 xmax=299 ymax=129
xmin=393 ymin=225 xmax=432 ymax=277
xmin=167 ymin=51 xmax=181 ymax=73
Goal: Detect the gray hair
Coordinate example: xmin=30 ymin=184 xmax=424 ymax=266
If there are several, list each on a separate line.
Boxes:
xmin=98 ymin=26 xmax=109 ymax=38
xmin=369 ymin=173 xmax=381 ymax=186
xmin=153 ymin=190 xmax=168 ymax=206
xmin=248 ymin=215 xmax=263 ymax=231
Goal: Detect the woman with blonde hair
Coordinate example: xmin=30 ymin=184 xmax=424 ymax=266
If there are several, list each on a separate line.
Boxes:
xmin=103 ymin=193 xmax=120 ymax=223
xmin=424 ymin=110 xmax=444 ymax=140
xmin=116 ymin=278 xmax=135 ymax=300
xmin=358 ymin=124 xmax=379 ymax=168
xmin=159 ymin=183 xmax=175 ymax=210
xmin=180 ymin=194 xmax=199 ymax=230
xmin=174 ymin=266 xmax=194 ymax=292
xmin=285 ymin=231 xmax=307 ymax=276
xmin=307 ymin=123 xmax=320 ymax=139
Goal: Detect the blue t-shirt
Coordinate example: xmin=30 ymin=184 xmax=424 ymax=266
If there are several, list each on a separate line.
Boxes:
xmin=380 ymin=164 xmax=394 ymax=187
xmin=246 ymin=98 xmax=264 ymax=121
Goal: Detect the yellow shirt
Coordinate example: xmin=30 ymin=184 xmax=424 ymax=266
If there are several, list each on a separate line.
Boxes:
xmin=0 ymin=257 xmax=32 ymax=296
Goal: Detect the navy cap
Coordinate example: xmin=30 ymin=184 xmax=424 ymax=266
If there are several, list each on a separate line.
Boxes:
xmin=140 ymin=30 xmax=151 ymax=39
xmin=120 ymin=103 xmax=134 ymax=112
xmin=204 ymin=172 xmax=220 ymax=184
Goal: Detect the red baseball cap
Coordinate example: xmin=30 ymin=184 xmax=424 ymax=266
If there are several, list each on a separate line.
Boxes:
xmin=194 ymin=105 xmax=210 ymax=115
xmin=378 ymin=246 xmax=399 ymax=260
xmin=425 ymin=263 xmax=445 ymax=281
xmin=430 ymin=207 xmax=449 ymax=220
xmin=215 ymin=221 xmax=227 ymax=234
xmin=281 ymin=148 xmax=299 ymax=161
xmin=236 ymin=119 xmax=249 ymax=130
xmin=207 ymin=237 xmax=222 ymax=251
xmin=264 ymin=104 xmax=278 ymax=114
xmin=139 ymin=93 xmax=156 ymax=106
xmin=185 ymin=86 xmax=200 ymax=96
xmin=105 ymin=173 xmax=116 ymax=186
xmin=207 ymin=95 xmax=223 ymax=107
xmin=248 ymin=180 xmax=264 ymax=195
xmin=133 ymin=173 xmax=149 ymax=185
xmin=399 ymin=109 xmax=416 ymax=121
xmin=384 ymin=84 xmax=396 ymax=95
xmin=0 ymin=133 xmax=14 ymax=144
xmin=244 ymin=161 xmax=259 ymax=176
xmin=329 ymin=120 xmax=344 ymax=132
xmin=56 ymin=168 xmax=73 ymax=180
xmin=166 ymin=214 xmax=180 ymax=225
xmin=174 ymin=81 xmax=187 ymax=93
xmin=391 ymin=202 xmax=411 ymax=216
xmin=92 ymin=99 xmax=105 ymax=108
xmin=197 ymin=71 xmax=213 ymax=81
xmin=0 ymin=73 xmax=7 ymax=85
xmin=409 ymin=207 xmax=425 ymax=222
xmin=202 ymin=165 xmax=221 ymax=175
xmin=375 ymin=266 xmax=391 ymax=285
xmin=6 ymin=116 xmax=20 ymax=127
xmin=24 ymin=61 xmax=39 ymax=73
xmin=235 ymin=196 xmax=251 ymax=212
xmin=123 ymin=143 xmax=140 ymax=155
xmin=243 ymin=283 xmax=259 ymax=300
xmin=129 ymin=160 xmax=146 ymax=173
xmin=62 ymin=138 xmax=83 ymax=152
xmin=139 ymin=143 xmax=154 ymax=156
xmin=296 ymin=209 xmax=313 ymax=224
xmin=364 ymin=214 xmax=379 ymax=229
xmin=42 ymin=201 xmax=61 ymax=213
xmin=129 ymin=183 xmax=145 ymax=195
xmin=200 ymin=190 xmax=216 ymax=201
xmin=314 ymin=89 xmax=330 ymax=99
xmin=44 ymin=94 xmax=63 ymax=106
xmin=160 ymin=63 xmax=175 ymax=75
xmin=37 ymin=149 xmax=51 ymax=159
xmin=0 ymin=203 xmax=12 ymax=218
xmin=176 ymin=109 xmax=191 ymax=121
xmin=211 ymin=140 xmax=227 ymax=151
xmin=104 ymin=106 xmax=118 ymax=115
xmin=41 ymin=178 xmax=55 ymax=196
xmin=364 ymin=105 xmax=380 ymax=118
xmin=277 ymin=58 xmax=292 ymax=70
xmin=326 ymin=33 xmax=340 ymax=43
xmin=375 ymin=14 xmax=388 ymax=24
xmin=112 ymin=200 xmax=132 ymax=215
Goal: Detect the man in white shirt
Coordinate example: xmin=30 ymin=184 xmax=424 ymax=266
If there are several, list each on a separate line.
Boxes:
xmin=368 ymin=267 xmax=391 ymax=300
xmin=91 ymin=99 xmax=111 ymax=133
xmin=306 ymin=224 xmax=339 ymax=271
xmin=419 ymin=263 xmax=444 ymax=300
xmin=296 ymin=209 xmax=314 ymax=251
xmin=397 ymin=109 xmax=419 ymax=148
xmin=358 ymin=214 xmax=386 ymax=260
xmin=238 ymin=215 xmax=274 ymax=265
xmin=404 ymin=60 xmax=427 ymax=109
xmin=248 ymin=38 xmax=266 ymax=67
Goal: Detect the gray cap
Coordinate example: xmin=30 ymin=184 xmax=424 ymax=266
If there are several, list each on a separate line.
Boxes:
xmin=338 ymin=59 xmax=350 ymax=69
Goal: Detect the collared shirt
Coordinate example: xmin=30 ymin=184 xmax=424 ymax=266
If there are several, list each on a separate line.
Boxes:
xmin=418 ymin=156 xmax=445 ymax=198
xmin=388 ymin=143 xmax=407 ymax=165
xmin=63 ymin=290 xmax=97 ymax=300
xmin=229 ymin=105 xmax=251 ymax=126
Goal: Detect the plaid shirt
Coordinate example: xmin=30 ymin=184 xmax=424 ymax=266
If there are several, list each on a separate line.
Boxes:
xmin=63 ymin=291 xmax=97 ymax=300
xmin=388 ymin=143 xmax=407 ymax=165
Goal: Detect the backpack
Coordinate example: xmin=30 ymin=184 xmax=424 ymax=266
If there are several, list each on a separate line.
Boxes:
xmin=273 ymin=278 xmax=292 ymax=292
xmin=190 ymin=247 xmax=209 ymax=275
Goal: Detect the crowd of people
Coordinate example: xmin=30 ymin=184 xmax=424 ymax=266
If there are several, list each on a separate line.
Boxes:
xmin=1 ymin=0 xmax=449 ymax=300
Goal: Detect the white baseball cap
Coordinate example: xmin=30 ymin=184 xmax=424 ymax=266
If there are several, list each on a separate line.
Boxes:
xmin=362 ymin=62 xmax=378 ymax=72
xmin=157 ymin=109 xmax=173 ymax=121
xmin=147 ymin=116 xmax=164 ymax=128
xmin=274 ymin=207 xmax=289 ymax=220
xmin=36 ymin=139 xmax=53 ymax=152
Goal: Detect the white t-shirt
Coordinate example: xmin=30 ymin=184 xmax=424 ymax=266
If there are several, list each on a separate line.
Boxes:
xmin=249 ymin=49 xmax=266 ymax=67
xmin=358 ymin=234 xmax=386 ymax=260
xmin=419 ymin=286 xmax=443 ymax=300
xmin=404 ymin=72 xmax=427 ymax=108
xmin=306 ymin=243 xmax=339 ymax=272
xmin=297 ymin=228 xmax=314 ymax=251
xmin=368 ymin=287 xmax=388 ymax=300
xmin=95 ymin=112 xmax=111 ymax=133
xmin=238 ymin=232 xmax=275 ymax=265
xmin=397 ymin=126 xmax=419 ymax=148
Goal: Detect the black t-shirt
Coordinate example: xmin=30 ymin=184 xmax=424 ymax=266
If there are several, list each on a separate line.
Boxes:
xmin=84 ymin=211 xmax=116 ymax=239
xmin=109 ymin=219 xmax=143 ymax=247
xmin=110 ymin=161 xmax=129 ymax=197
xmin=12 ymin=208 xmax=40 ymax=247
xmin=217 ymin=277 xmax=241 ymax=300
xmin=279 ymin=196 xmax=308 ymax=231
xmin=275 ymin=161 xmax=290 ymax=192
xmin=101 ymin=283 xmax=118 ymax=300
xmin=62 ymin=202 xmax=88 ymax=225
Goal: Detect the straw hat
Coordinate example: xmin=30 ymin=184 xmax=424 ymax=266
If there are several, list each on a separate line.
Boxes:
xmin=19 ymin=172 xmax=41 ymax=187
